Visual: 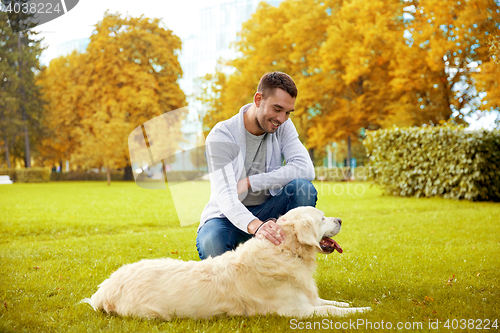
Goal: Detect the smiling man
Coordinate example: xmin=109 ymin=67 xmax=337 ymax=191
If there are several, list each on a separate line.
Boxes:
xmin=196 ymin=72 xmax=317 ymax=260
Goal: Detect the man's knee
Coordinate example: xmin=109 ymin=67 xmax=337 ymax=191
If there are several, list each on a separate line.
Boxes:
xmin=285 ymin=179 xmax=317 ymax=206
xmin=196 ymin=227 xmax=227 ymax=260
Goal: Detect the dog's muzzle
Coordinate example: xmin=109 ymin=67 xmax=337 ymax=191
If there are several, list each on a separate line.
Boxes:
xmin=319 ymin=218 xmax=343 ymax=254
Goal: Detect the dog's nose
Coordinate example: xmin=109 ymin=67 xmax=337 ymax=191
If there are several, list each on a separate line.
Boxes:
xmin=335 ymin=218 xmax=342 ymax=225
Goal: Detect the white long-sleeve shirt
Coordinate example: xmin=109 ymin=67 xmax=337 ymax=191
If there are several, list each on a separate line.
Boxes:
xmin=198 ymin=103 xmax=315 ymax=233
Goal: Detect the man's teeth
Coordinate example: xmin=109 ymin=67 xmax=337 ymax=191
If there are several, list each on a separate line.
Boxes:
xmin=271 ymin=121 xmax=280 ymax=127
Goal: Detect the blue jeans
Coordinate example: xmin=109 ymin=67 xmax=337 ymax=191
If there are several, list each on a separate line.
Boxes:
xmin=196 ymin=179 xmax=317 ymax=260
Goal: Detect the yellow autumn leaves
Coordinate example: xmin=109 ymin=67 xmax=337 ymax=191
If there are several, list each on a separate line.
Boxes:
xmin=37 ymin=0 xmax=500 ymax=175
xmin=199 ymin=0 xmax=500 ymax=149
xmin=37 ymin=12 xmax=186 ymax=180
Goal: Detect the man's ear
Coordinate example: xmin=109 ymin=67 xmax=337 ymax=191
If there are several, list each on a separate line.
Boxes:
xmin=254 ymin=92 xmax=262 ymax=108
xmin=295 ymin=215 xmax=321 ymax=251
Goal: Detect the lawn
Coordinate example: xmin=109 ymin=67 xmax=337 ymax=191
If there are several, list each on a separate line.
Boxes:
xmin=0 ymin=181 xmax=499 ymax=332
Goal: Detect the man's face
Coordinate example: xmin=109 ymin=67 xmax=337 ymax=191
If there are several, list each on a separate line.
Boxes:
xmin=254 ymin=88 xmax=295 ymax=135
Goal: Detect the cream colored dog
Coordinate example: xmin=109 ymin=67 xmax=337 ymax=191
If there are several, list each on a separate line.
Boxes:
xmin=82 ymin=206 xmax=371 ymax=319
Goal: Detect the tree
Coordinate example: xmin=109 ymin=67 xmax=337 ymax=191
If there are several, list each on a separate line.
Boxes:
xmin=308 ymin=0 xmax=404 ymax=148
xmin=0 ymin=11 xmax=20 ymax=168
xmin=200 ymin=0 xmax=404 ymax=171
xmin=0 ymin=8 xmax=44 ymax=168
xmin=201 ymin=0 xmax=340 ymax=142
xmin=388 ymin=0 xmax=500 ymax=127
xmin=38 ymin=12 xmax=186 ymax=184
xmin=473 ymin=35 xmax=500 ymax=127
xmin=197 ymin=67 xmax=227 ymax=137
xmin=199 ymin=0 xmax=500 ymax=163
xmin=36 ymin=52 xmax=86 ymax=169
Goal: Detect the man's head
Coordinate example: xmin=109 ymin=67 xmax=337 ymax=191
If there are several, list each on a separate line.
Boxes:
xmin=257 ymin=72 xmax=298 ymax=100
xmin=250 ymin=72 xmax=297 ymax=135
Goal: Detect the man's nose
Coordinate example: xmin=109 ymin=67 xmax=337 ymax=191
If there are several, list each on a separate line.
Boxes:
xmin=277 ymin=112 xmax=288 ymax=124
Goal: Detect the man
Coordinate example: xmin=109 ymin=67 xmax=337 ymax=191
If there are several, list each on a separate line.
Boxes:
xmin=196 ymin=72 xmax=317 ymax=260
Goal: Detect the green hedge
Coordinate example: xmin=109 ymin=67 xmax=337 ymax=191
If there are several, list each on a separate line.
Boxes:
xmin=16 ymin=168 xmax=51 ymax=183
xmin=49 ymin=170 xmax=206 ymax=182
xmin=364 ymin=126 xmax=500 ymax=201
xmin=315 ymin=167 xmax=367 ymax=181
xmin=50 ymin=170 xmax=125 ymax=181
xmin=0 ymin=168 xmax=17 ymax=182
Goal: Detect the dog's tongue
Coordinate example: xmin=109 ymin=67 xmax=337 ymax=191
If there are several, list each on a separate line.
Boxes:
xmin=320 ymin=237 xmax=343 ymax=254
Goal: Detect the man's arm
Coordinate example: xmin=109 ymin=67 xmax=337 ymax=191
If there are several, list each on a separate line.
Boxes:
xmin=206 ymin=139 xmax=285 ymax=244
xmin=206 ymin=140 xmax=257 ymax=233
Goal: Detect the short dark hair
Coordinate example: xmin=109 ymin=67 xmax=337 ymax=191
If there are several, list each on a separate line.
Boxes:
xmin=257 ymin=72 xmax=297 ymax=99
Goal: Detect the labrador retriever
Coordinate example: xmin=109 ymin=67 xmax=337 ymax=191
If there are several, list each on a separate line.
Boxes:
xmin=82 ymin=206 xmax=371 ymax=319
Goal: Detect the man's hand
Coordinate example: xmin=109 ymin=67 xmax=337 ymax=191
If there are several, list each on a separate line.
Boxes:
xmin=247 ymin=218 xmax=286 ymax=245
xmin=237 ymin=177 xmax=251 ymax=195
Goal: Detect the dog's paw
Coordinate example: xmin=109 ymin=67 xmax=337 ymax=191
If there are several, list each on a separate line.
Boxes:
xmin=334 ymin=301 xmax=350 ymax=308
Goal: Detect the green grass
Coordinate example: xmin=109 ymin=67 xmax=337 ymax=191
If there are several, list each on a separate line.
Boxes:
xmin=1 ymin=181 xmax=499 ymax=332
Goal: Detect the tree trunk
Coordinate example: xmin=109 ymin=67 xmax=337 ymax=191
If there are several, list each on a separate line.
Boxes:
xmin=346 ymin=134 xmax=352 ymax=180
xmin=308 ymin=148 xmax=315 ymax=166
xmin=3 ymin=135 xmax=11 ymax=168
xmin=18 ymin=32 xmax=31 ymax=168
xmin=106 ymin=166 xmax=111 ymax=186
xmin=123 ymin=164 xmax=133 ymax=181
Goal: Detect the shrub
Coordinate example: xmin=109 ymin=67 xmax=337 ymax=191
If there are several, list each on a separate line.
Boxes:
xmin=16 ymin=168 xmax=51 ymax=183
xmin=50 ymin=170 xmax=125 ymax=181
xmin=364 ymin=126 xmax=500 ymax=201
xmin=0 ymin=168 xmax=17 ymax=182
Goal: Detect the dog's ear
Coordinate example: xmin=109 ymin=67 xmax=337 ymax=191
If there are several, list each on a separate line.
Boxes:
xmin=294 ymin=214 xmax=321 ymax=251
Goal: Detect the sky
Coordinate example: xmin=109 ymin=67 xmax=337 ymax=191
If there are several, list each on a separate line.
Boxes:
xmin=33 ymin=0 xmax=498 ymax=130
xmin=36 ymin=0 xmax=208 ymax=65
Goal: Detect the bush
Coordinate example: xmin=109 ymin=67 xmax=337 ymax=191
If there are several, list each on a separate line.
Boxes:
xmin=16 ymin=168 xmax=51 ymax=183
xmin=364 ymin=126 xmax=500 ymax=201
xmin=315 ymin=166 xmax=367 ymax=181
xmin=50 ymin=170 xmax=125 ymax=181
xmin=0 ymin=168 xmax=17 ymax=182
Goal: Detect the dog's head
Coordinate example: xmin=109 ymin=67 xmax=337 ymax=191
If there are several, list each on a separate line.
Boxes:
xmin=278 ymin=207 xmax=343 ymax=254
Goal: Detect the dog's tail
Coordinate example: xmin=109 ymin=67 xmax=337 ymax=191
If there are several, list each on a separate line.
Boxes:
xmin=79 ymin=297 xmax=98 ymax=311
xmin=79 ymin=284 xmax=115 ymax=313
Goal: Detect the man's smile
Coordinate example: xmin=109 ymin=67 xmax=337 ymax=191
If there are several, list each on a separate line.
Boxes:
xmin=270 ymin=120 xmax=280 ymax=128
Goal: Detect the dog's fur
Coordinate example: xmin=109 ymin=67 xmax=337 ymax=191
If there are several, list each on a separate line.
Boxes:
xmin=82 ymin=207 xmax=370 ymax=319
